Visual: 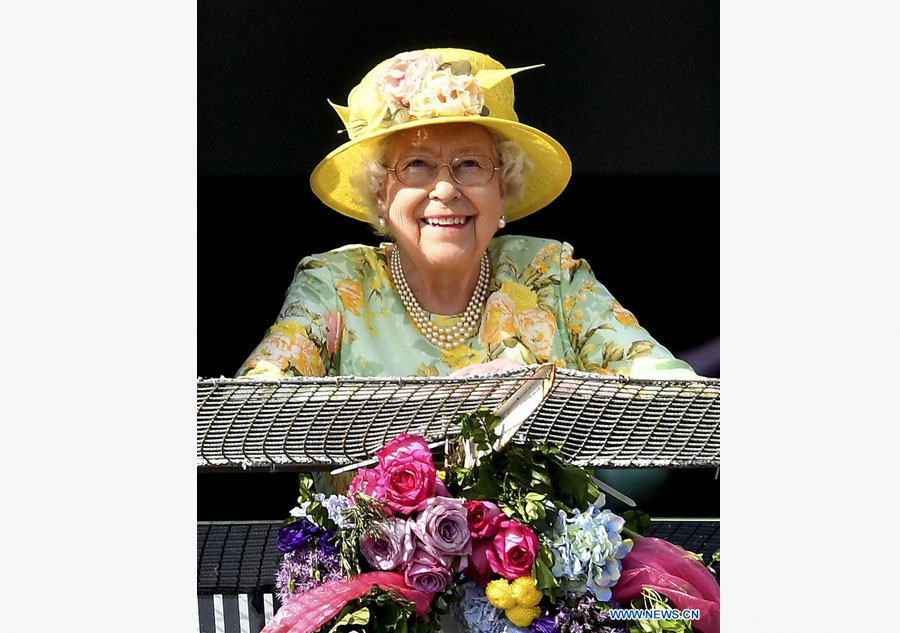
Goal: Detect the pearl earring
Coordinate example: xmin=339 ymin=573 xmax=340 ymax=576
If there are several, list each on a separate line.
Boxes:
xmin=498 ymin=216 xmax=506 ymax=229
xmin=377 ymin=217 xmax=387 ymax=230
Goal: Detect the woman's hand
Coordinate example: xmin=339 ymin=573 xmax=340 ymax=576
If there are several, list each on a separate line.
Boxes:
xmin=448 ymin=358 xmax=525 ymax=378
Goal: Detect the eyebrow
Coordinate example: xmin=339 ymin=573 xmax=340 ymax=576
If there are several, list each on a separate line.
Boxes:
xmin=397 ymin=146 xmax=489 ymax=156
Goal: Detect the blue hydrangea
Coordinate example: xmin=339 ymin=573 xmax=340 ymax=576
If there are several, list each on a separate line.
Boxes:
xmin=546 ymin=504 xmax=633 ymax=601
xmin=320 ymin=494 xmax=353 ymax=528
xmin=289 ymin=493 xmax=354 ymax=529
xmin=451 ymin=581 xmax=530 ymax=633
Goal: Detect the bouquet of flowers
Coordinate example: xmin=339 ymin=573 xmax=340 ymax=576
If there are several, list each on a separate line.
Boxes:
xmin=263 ymin=411 xmax=720 ymax=633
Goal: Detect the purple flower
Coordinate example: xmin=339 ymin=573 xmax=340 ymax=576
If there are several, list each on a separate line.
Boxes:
xmin=275 ymin=539 xmax=342 ymax=603
xmin=319 ymin=530 xmax=337 ymax=556
xmin=410 ymin=496 xmax=471 ymax=571
xmin=277 ymin=518 xmax=320 ymax=553
xmin=530 ymin=617 xmax=558 ymax=633
xmin=360 ymin=517 xmax=412 ymax=571
xmin=404 ymin=547 xmax=452 ymax=594
xmin=555 ymin=593 xmax=627 ymax=633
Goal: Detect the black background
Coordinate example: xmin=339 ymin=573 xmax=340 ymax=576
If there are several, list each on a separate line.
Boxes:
xmin=198 ymin=0 xmax=719 ymax=519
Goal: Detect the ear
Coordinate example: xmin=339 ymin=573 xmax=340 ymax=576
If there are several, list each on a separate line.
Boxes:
xmin=374 ymin=187 xmax=387 ymax=213
xmin=498 ymin=174 xmax=509 ymax=199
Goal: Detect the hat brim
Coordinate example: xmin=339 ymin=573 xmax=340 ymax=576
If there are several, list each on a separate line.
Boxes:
xmin=309 ymin=116 xmax=572 ymax=223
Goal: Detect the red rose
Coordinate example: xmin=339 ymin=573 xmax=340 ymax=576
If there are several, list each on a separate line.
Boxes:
xmin=463 ymin=500 xmax=506 ymax=539
xmin=464 ymin=538 xmax=493 ymax=585
xmin=484 ymin=518 xmax=539 ymax=580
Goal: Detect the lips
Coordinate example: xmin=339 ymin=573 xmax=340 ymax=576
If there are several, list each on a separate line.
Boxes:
xmin=421 ymin=215 xmax=472 ymax=228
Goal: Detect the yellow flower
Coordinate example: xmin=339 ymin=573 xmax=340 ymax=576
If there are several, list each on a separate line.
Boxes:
xmin=505 ymin=605 xmax=541 ymax=627
xmin=478 ymin=292 xmax=517 ymax=346
xmin=510 ymin=577 xmax=542 ymax=608
xmin=500 ymin=280 xmax=538 ymax=311
xmin=485 ymin=579 xmax=516 ymax=610
xmin=612 ymin=301 xmax=641 ymax=328
xmin=440 ymin=343 xmax=487 ymax=370
xmin=337 ymin=279 xmax=365 ymax=316
xmin=529 ymin=244 xmax=557 ymax=275
xmin=243 ymin=321 xmax=325 ymax=377
xmin=562 ymin=295 xmax=575 ymax=313
xmin=517 ymin=308 xmax=556 ymax=362
xmin=568 ymin=322 xmax=582 ymax=336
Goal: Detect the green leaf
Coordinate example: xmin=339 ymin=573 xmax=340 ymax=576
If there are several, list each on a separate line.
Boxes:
xmin=533 ymin=545 xmax=561 ymax=599
xmin=622 ymin=510 xmax=652 ymax=535
xmin=326 ymin=606 xmax=370 ymax=632
xmin=531 ymin=468 xmax=552 ymax=487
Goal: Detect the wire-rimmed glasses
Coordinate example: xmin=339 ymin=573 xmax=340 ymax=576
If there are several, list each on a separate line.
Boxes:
xmin=385 ymin=155 xmax=500 ymax=187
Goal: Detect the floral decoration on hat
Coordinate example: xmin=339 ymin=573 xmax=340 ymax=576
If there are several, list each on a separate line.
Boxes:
xmin=376 ymin=52 xmax=486 ymax=126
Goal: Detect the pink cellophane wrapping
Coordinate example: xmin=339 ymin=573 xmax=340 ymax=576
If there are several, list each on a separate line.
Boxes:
xmin=261 ymin=571 xmax=434 ymax=633
xmin=611 ymin=537 xmax=720 ymax=633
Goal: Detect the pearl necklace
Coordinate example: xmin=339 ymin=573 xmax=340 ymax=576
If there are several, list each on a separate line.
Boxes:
xmin=390 ymin=247 xmax=490 ymax=350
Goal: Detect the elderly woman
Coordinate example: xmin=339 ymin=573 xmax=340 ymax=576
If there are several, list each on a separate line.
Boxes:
xmin=237 ymin=48 xmax=696 ymax=380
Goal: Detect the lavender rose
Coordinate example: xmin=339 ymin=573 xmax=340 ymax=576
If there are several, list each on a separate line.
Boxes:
xmin=404 ymin=547 xmax=452 ymax=594
xmin=360 ymin=517 xmax=413 ymax=571
xmin=410 ymin=496 xmax=472 ymax=570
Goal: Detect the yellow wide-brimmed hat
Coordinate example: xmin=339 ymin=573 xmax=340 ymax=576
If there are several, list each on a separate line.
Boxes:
xmin=310 ymin=48 xmax=572 ymax=223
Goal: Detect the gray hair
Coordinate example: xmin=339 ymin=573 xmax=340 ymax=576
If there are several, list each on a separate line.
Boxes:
xmin=352 ymin=129 xmax=534 ymax=236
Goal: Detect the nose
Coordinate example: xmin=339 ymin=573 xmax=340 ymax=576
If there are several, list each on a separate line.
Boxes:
xmin=428 ymin=165 xmax=461 ymax=202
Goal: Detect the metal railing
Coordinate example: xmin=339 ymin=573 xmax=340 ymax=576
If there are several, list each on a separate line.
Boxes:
xmin=197 ymin=367 xmax=719 ymax=470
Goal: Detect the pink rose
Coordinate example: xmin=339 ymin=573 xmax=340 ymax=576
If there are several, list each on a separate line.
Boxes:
xmin=464 ymin=538 xmax=493 ymax=585
xmin=348 ymin=467 xmax=385 ymax=498
xmin=377 ymin=51 xmax=441 ymax=107
xmin=375 ymin=434 xmax=437 ymax=514
xmin=463 ymin=500 xmax=506 ymax=539
xmin=377 ymin=434 xmax=434 ymax=469
xmin=381 ymin=458 xmax=436 ymax=514
xmin=404 ymin=547 xmax=452 ymax=594
xmin=484 ymin=518 xmax=539 ymax=580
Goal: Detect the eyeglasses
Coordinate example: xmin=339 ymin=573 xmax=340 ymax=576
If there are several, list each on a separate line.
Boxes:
xmin=385 ymin=155 xmax=500 ymax=187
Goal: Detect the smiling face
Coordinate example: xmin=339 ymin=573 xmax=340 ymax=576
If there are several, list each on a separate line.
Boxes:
xmin=377 ymin=122 xmax=506 ymax=273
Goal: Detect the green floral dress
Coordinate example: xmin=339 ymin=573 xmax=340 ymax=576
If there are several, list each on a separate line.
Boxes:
xmin=237 ymin=235 xmax=696 ymax=379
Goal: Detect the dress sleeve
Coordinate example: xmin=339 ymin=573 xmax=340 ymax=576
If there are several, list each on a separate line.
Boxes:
xmin=558 ymin=245 xmax=699 ymax=379
xmin=236 ymin=255 xmax=342 ymax=379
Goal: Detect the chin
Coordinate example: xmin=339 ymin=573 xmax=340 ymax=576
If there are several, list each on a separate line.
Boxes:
xmin=419 ymin=239 xmax=478 ymax=267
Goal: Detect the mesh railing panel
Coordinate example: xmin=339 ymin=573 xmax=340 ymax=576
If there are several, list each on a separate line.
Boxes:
xmin=197 ymin=522 xmax=283 ymax=595
xmin=197 ymin=519 xmax=719 ymax=594
xmin=197 ymin=368 xmax=719 ymax=469
xmin=644 ymin=519 xmax=720 ymax=577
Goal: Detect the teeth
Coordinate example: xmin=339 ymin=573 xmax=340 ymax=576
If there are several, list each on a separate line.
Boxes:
xmin=424 ymin=216 xmax=468 ymax=226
